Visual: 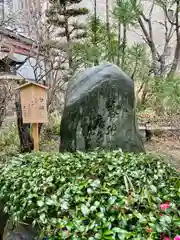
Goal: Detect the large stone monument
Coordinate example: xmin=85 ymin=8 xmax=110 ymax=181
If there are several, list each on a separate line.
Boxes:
xmin=60 ymin=64 xmax=144 ymax=153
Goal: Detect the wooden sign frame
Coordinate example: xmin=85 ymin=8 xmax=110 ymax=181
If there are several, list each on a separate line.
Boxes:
xmin=16 ymin=81 xmax=48 ymax=152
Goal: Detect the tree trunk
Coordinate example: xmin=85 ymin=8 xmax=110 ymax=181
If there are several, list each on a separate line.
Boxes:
xmin=15 ymin=91 xmax=34 ymax=153
xmin=138 ymin=17 xmax=160 ymax=76
xmin=106 ymin=0 xmax=111 ymax=62
xmin=121 ymin=24 xmax=127 ymax=69
xmin=140 ymin=82 xmax=149 ymax=106
xmin=0 ymin=84 xmax=11 ymax=128
xmin=117 ymin=21 xmax=121 ymax=66
xmin=0 ymin=100 xmax=6 ymax=128
xmin=167 ymin=0 xmax=180 ymax=77
xmin=63 ymin=4 xmax=73 ymax=70
xmin=93 ymin=0 xmax=99 ymax=66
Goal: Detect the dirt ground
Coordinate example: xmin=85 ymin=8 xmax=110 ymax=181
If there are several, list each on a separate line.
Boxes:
xmin=145 ymin=137 xmax=180 ymax=171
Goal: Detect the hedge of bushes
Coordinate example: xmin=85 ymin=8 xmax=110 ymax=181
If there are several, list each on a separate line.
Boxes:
xmin=0 ymin=151 xmax=179 ymax=239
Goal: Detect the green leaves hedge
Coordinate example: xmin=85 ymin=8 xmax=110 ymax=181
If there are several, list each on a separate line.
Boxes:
xmin=0 ymin=151 xmax=179 ymax=239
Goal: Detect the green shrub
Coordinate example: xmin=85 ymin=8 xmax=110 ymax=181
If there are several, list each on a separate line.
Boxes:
xmin=0 ymin=123 xmax=19 ymax=149
xmin=153 ymin=129 xmax=164 ymax=137
xmin=0 ymin=123 xmax=19 ymax=163
xmin=40 ymin=113 xmax=60 ymax=152
xmin=43 ymin=114 xmax=60 ymax=138
xmin=0 ymin=151 xmax=179 ymax=239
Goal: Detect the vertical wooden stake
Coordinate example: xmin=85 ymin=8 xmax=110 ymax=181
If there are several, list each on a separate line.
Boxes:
xmin=32 ymin=123 xmax=39 ymax=152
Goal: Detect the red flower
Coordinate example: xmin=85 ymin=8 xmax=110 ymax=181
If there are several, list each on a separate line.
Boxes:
xmin=174 ymin=236 xmax=180 ymax=240
xmin=160 ymin=201 xmax=170 ymax=210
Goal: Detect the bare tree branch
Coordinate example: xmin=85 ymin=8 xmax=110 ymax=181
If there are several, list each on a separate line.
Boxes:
xmin=168 ymin=0 xmax=180 ymax=76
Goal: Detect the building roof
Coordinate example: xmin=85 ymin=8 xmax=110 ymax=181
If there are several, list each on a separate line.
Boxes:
xmin=0 ymin=52 xmax=25 ymax=64
xmin=0 ymin=27 xmax=35 ymax=46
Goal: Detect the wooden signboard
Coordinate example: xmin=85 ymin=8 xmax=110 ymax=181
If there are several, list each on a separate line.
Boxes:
xmin=17 ymin=82 xmax=48 ymax=152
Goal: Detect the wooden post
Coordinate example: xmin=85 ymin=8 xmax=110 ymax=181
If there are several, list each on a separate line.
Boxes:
xmin=32 ymin=123 xmax=39 ymax=152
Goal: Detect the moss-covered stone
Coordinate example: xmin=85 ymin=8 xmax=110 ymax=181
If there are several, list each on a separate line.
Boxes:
xmin=60 ymin=64 xmax=144 ymax=153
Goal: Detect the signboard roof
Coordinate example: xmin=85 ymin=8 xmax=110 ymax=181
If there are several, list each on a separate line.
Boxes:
xmin=16 ymin=81 xmax=48 ymax=90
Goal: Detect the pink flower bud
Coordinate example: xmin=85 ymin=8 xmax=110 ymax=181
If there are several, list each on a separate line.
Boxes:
xmin=160 ymin=201 xmax=170 ymax=210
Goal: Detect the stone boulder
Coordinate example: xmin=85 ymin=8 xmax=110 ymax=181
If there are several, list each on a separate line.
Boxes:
xmin=60 ymin=63 xmax=144 ymax=153
xmin=3 ymin=221 xmax=38 ymax=240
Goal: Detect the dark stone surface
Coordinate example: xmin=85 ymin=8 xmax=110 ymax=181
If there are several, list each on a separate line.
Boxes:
xmin=0 ymin=203 xmax=8 ymax=240
xmin=60 ymin=63 xmax=144 ymax=153
xmin=3 ymin=221 xmax=38 ymax=240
